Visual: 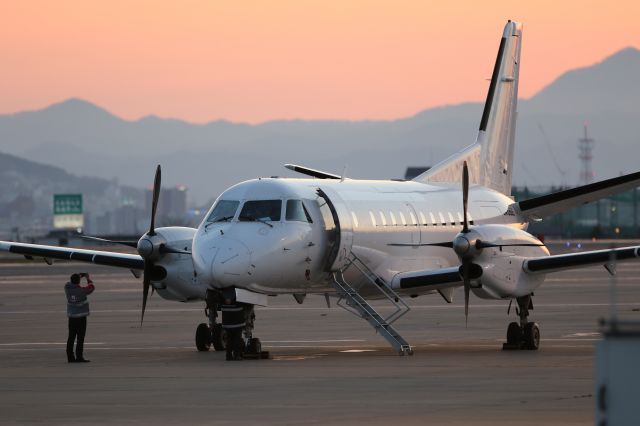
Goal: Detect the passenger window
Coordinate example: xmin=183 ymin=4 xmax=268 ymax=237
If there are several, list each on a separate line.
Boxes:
xmin=389 ymin=212 xmax=397 ymax=226
xmin=206 ymin=200 xmax=240 ymax=223
xmin=438 ymin=212 xmax=446 ymax=226
xmin=369 ymin=211 xmax=377 ymax=227
xmin=286 ymin=200 xmax=312 ymax=223
xmin=409 ymin=211 xmax=417 ymax=226
xmin=351 ymin=211 xmax=359 ymax=228
xmin=448 ymin=212 xmax=455 ymax=226
xmin=379 ymin=211 xmax=387 ymax=226
xmin=239 ymin=200 xmax=282 ymax=222
xmin=399 ymin=212 xmax=407 ymax=226
xmin=429 ymin=212 xmax=437 ymax=226
xmin=419 ymin=211 xmax=427 ymax=226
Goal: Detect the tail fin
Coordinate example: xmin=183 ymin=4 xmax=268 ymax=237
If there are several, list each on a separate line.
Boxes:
xmin=414 ymin=21 xmax=523 ymax=196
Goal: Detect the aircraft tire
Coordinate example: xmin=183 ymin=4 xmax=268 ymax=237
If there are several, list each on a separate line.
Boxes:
xmin=506 ymin=322 xmax=522 ymax=346
xmin=247 ymin=337 xmax=261 ymax=354
xmin=196 ymin=323 xmax=212 ymax=352
xmin=212 ymin=323 xmax=226 ymax=351
xmin=523 ymin=322 xmax=540 ymax=350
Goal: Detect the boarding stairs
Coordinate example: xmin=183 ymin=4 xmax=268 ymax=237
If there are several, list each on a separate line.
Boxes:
xmin=332 ymin=252 xmax=413 ymax=355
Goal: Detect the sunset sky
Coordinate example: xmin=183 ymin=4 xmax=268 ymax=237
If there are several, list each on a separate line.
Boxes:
xmin=2 ymin=1 xmax=639 ymax=123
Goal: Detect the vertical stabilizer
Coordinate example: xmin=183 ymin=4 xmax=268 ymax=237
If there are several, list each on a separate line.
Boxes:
xmin=414 ymin=21 xmax=523 ymax=195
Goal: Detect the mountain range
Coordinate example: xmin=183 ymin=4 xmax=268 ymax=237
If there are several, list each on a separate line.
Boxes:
xmin=1 ymin=47 xmax=639 ymax=203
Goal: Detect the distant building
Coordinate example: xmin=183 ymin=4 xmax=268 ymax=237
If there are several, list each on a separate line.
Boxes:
xmin=145 ymin=186 xmax=188 ymax=226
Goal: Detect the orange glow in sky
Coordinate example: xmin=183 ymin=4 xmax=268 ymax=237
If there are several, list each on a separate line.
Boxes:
xmin=1 ymin=1 xmax=638 ymax=123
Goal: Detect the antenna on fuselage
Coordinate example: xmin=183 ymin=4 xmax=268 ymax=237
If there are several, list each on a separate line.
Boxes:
xmin=340 ymin=164 xmax=348 ymax=182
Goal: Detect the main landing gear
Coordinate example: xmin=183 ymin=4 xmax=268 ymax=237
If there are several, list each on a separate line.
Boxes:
xmin=502 ymin=294 xmax=540 ymax=351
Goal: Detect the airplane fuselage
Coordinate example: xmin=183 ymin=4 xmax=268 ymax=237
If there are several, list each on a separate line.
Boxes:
xmin=173 ymin=177 xmax=532 ymax=301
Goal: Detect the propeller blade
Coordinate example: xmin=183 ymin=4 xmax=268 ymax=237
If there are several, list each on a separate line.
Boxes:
xmin=475 ymin=241 xmax=546 ymax=249
xmin=149 ymin=165 xmax=161 ymax=236
xmin=140 ymin=263 xmax=152 ymax=327
xmin=80 ymin=235 xmax=138 ymax=248
xmin=388 ymin=242 xmax=453 ymax=248
xmin=159 ymin=245 xmax=192 ymax=255
xmin=462 ymin=261 xmax=470 ymax=327
xmin=462 ymin=161 xmax=469 ymax=233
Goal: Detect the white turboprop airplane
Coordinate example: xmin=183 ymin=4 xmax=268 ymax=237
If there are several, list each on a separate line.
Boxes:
xmin=2 ymin=21 xmax=640 ymax=356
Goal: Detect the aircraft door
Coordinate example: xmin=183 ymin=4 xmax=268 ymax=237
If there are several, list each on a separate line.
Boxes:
xmin=316 ymin=187 xmax=353 ymax=272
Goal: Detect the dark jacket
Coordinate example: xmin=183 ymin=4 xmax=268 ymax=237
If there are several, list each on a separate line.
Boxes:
xmin=65 ymin=282 xmax=95 ymax=318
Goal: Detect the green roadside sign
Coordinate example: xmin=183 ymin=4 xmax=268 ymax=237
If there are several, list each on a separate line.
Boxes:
xmin=54 ymin=194 xmax=83 ymax=215
xmin=53 ymin=194 xmax=84 ymax=229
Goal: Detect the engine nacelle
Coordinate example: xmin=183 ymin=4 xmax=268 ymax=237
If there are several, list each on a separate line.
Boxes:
xmin=143 ymin=227 xmax=204 ymax=302
xmin=468 ymin=225 xmax=549 ymax=300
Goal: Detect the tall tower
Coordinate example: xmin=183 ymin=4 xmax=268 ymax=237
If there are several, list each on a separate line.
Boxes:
xmin=578 ymin=123 xmax=595 ymax=185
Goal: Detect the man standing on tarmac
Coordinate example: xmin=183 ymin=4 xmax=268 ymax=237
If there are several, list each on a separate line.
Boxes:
xmin=65 ymin=273 xmax=95 ymax=363
xmin=221 ymin=288 xmax=245 ymax=361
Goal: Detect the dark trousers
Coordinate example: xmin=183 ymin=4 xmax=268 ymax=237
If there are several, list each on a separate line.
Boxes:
xmin=225 ymin=328 xmax=243 ymax=360
xmin=67 ymin=317 xmax=87 ymax=361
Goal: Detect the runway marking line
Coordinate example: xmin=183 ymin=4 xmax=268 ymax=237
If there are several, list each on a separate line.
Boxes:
xmin=0 ymin=342 xmax=105 ymax=346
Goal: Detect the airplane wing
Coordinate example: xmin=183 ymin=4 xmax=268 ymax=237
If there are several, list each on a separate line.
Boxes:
xmin=0 ymin=241 xmax=144 ymax=270
xmin=391 ymin=245 xmax=640 ymax=292
xmin=523 ymin=245 xmax=640 ymax=274
xmin=511 ymin=171 xmax=640 ymax=221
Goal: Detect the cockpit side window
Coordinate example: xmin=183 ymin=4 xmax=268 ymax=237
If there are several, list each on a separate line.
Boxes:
xmin=206 ymin=200 xmax=239 ymax=223
xmin=239 ymin=200 xmax=282 ymax=222
xmin=286 ymin=200 xmax=313 ymax=223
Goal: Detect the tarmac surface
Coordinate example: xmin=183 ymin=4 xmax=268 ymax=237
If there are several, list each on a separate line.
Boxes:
xmin=1 ymin=241 xmax=640 ymax=425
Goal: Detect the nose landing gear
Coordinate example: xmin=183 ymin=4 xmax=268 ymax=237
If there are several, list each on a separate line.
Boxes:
xmin=196 ymin=290 xmax=269 ymax=359
xmin=503 ymin=294 xmax=540 ymax=350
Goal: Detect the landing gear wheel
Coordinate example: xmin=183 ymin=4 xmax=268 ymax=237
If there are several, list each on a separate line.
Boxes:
xmin=246 ymin=337 xmax=262 ymax=354
xmin=212 ymin=323 xmax=226 ymax=351
xmin=195 ymin=323 xmax=211 ymax=352
xmin=506 ymin=322 xmax=522 ymax=346
xmin=523 ymin=322 xmax=540 ymax=350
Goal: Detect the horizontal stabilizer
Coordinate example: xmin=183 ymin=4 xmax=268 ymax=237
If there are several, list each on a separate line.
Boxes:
xmin=523 ymin=246 xmax=640 ymax=274
xmin=513 ymin=171 xmax=640 ymax=220
xmin=284 ymin=164 xmax=341 ymax=180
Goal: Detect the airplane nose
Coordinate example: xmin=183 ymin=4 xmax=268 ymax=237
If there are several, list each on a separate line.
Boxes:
xmin=211 ymin=238 xmax=252 ymax=286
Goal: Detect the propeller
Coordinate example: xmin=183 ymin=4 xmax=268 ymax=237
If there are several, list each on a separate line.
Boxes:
xmin=390 ymin=161 xmax=545 ymax=324
xmin=140 ymin=165 xmax=162 ymax=326
xmin=459 ymin=161 xmax=472 ymax=326
xmin=80 ymin=235 xmax=138 ymax=248
xmin=135 ymin=165 xmax=193 ymax=326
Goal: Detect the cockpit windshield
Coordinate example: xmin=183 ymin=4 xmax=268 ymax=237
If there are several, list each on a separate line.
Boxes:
xmin=206 ymin=200 xmax=240 ymax=223
xmin=286 ymin=200 xmax=312 ymax=223
xmin=239 ymin=200 xmax=282 ymax=222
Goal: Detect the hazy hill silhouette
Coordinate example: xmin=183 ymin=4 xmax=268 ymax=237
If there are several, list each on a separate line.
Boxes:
xmin=1 ymin=47 xmax=639 ymax=203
